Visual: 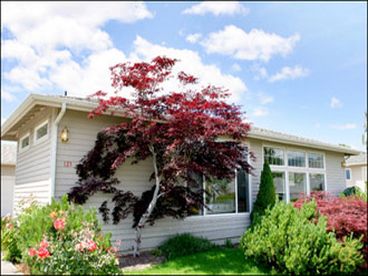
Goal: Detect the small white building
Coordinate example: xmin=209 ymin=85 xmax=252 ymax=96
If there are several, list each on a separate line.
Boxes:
xmin=1 ymin=94 xmax=360 ymax=252
xmin=1 ymin=142 xmax=17 ymax=216
xmin=345 ymin=152 xmax=367 ymax=192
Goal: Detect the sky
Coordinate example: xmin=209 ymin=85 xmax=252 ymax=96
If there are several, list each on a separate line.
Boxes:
xmin=1 ymin=1 xmax=367 ymax=151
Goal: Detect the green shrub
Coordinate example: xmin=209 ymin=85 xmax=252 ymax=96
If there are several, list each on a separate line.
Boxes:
xmin=241 ymin=201 xmax=364 ymax=274
xmin=341 ymin=186 xmax=367 ymax=201
xmin=1 ymin=195 xmax=121 ymax=275
xmin=1 ymin=216 xmax=22 ymax=263
xmin=159 ymin=233 xmax=217 ymax=260
xmin=250 ymin=162 xmax=276 ymax=224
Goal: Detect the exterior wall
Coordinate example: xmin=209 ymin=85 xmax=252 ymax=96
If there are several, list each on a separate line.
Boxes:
xmin=55 ymin=110 xmax=250 ymax=252
xmin=248 ymin=138 xmax=347 ymax=201
xmin=346 ymin=164 xmax=367 ymax=192
xmin=13 ymin=108 xmax=54 ymax=213
xmin=1 ymin=165 xmax=15 ymax=216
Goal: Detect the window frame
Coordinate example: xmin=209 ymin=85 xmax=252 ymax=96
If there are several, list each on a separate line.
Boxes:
xmin=262 ymin=144 xmax=327 ymax=203
xmin=197 ymin=142 xmax=251 ymax=217
xmin=34 ymin=119 xmax=49 ymax=145
xmin=19 ymin=132 xmax=31 ymax=152
xmin=345 ymin=168 xmax=352 ymax=180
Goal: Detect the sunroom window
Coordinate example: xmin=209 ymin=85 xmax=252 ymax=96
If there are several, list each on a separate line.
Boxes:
xmin=310 ymin=173 xmax=325 ymax=191
xmin=289 ymin=172 xmax=307 ymax=201
xmin=308 ymin=153 xmax=324 ymax=168
xmin=272 ymin=171 xmax=286 ymax=202
xmin=287 ymin=151 xmax=306 ymax=167
xmin=264 ymin=147 xmax=284 ymax=166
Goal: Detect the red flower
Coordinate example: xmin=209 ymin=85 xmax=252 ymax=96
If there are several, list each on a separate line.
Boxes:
xmin=40 ymin=239 xmax=49 ymax=248
xmin=53 ymin=218 xmax=66 ymax=231
xmin=87 ymin=240 xmax=97 ymax=252
xmin=28 ymin=248 xmax=37 ymax=257
xmin=37 ymin=247 xmax=50 ymax=259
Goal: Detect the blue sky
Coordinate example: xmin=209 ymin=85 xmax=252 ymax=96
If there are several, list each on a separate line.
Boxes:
xmin=1 ymin=2 xmax=367 ymax=150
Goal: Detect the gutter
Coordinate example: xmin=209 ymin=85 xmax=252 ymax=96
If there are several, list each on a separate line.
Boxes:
xmin=50 ymin=103 xmax=67 ymax=202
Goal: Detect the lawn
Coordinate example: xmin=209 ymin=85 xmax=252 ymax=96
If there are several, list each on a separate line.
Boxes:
xmin=124 ymin=247 xmax=272 ymax=275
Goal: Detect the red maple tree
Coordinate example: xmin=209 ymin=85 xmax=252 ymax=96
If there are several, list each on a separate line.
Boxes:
xmin=69 ymin=56 xmax=252 ymax=256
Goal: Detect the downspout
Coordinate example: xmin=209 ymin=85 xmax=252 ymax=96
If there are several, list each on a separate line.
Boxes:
xmin=50 ymin=103 xmax=67 ymax=202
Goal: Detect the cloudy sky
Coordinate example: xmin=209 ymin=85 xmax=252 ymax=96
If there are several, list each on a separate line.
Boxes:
xmin=1 ymin=2 xmax=367 ymax=150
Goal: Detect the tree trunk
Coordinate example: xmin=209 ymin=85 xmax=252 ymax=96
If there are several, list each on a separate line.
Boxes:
xmin=133 ymin=144 xmax=160 ymax=257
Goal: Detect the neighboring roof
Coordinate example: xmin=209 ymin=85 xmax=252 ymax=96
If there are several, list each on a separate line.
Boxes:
xmin=345 ymin=152 xmax=367 ymax=166
xmin=1 ymin=142 xmax=17 ymax=165
xmin=1 ymin=93 xmax=361 ymax=155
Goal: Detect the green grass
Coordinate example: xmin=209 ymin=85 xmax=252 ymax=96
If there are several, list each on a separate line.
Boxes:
xmin=124 ymin=247 xmax=272 ymax=275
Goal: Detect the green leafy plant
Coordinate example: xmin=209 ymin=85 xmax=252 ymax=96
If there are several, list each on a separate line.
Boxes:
xmin=250 ymin=162 xmax=276 ymax=224
xmin=1 ymin=195 xmax=121 ymax=275
xmin=159 ymin=233 xmax=217 ymax=260
xmin=1 ymin=216 xmax=22 ymax=263
xmin=241 ymin=201 xmax=364 ymax=274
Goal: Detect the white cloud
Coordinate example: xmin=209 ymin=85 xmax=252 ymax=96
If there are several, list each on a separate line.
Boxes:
xmin=251 ymin=64 xmax=268 ymax=80
xmin=1 ymin=90 xmax=16 ymax=102
xmin=258 ymin=93 xmax=273 ymax=105
xmin=130 ymin=36 xmax=247 ymax=103
xmin=201 ymin=25 xmax=300 ymax=62
xmin=331 ymin=123 xmax=357 ymax=130
xmin=1 ymin=2 xmax=153 ymax=94
xmin=268 ymin=65 xmax=309 ymax=82
xmin=330 ymin=96 xmax=343 ymax=109
xmin=186 ymin=33 xmax=202 ymax=44
xmin=252 ymin=108 xmax=269 ymax=117
xmin=231 ymin=63 xmax=242 ymax=72
xmin=183 ymin=2 xmax=249 ymax=16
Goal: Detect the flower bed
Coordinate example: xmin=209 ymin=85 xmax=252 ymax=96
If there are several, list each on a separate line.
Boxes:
xmin=1 ymin=195 xmax=121 ymax=275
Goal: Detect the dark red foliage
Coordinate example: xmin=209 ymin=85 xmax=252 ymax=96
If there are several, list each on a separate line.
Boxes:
xmin=294 ymin=191 xmax=368 ymax=268
xmin=69 ymin=56 xmax=252 ymax=228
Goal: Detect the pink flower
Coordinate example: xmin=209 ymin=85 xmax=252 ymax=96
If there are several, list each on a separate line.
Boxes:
xmin=28 ymin=248 xmax=37 ymax=257
xmin=75 ymin=242 xmax=84 ymax=252
xmin=37 ymin=247 xmax=50 ymax=259
xmin=87 ymin=240 xmax=97 ymax=252
xmin=40 ymin=239 xmax=49 ymax=248
xmin=53 ymin=218 xmax=66 ymax=231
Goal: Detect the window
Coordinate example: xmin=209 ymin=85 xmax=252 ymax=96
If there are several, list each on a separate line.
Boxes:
xmin=310 ymin=173 xmax=325 ymax=191
xmin=289 ymin=172 xmax=307 ymax=201
xmin=34 ymin=120 xmax=48 ymax=143
xmin=264 ymin=147 xmax=284 ymax=166
xmin=20 ymin=134 xmax=30 ymax=151
xmin=345 ymin=169 xmax=352 ymax=180
xmin=308 ymin=153 xmax=324 ymax=169
xmin=187 ymin=171 xmax=204 ymax=215
xmin=205 ymin=178 xmax=236 ymax=214
xmin=272 ymin=172 xmax=286 ymax=202
xmin=288 ymin=151 xmax=306 ymax=167
xmin=237 ymin=169 xmax=250 ymax=212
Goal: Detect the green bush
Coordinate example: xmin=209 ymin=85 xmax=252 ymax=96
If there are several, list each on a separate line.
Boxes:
xmin=1 ymin=195 xmax=121 ymax=275
xmin=241 ymin=201 xmax=364 ymax=274
xmin=341 ymin=186 xmax=367 ymax=201
xmin=1 ymin=216 xmax=22 ymax=263
xmin=159 ymin=233 xmax=217 ymax=260
xmin=250 ymin=162 xmax=276 ymax=224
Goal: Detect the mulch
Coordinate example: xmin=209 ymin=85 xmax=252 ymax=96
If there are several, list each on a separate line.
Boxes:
xmin=119 ymin=251 xmax=165 ymax=271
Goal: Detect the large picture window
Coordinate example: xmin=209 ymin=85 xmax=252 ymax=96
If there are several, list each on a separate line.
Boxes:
xmin=205 ymin=178 xmax=236 ymax=214
xmin=265 ymin=146 xmax=326 ymax=203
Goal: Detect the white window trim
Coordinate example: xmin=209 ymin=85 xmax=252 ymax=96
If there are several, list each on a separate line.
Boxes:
xmin=345 ymin=168 xmax=352 ymax=180
xmin=262 ymin=144 xmax=327 ymax=203
xmin=198 ymin=142 xmax=251 ymax=217
xmin=19 ymin=132 xmax=30 ymax=153
xmin=34 ymin=119 xmax=49 ymax=145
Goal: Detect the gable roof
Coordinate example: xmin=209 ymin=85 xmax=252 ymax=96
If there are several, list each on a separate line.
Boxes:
xmin=1 ymin=142 xmax=17 ymax=166
xmin=345 ymin=152 xmax=367 ymax=166
xmin=1 ymin=93 xmax=360 ymax=155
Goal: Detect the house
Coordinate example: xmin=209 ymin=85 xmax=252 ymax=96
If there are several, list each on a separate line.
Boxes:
xmin=1 ymin=94 xmax=360 ymax=252
xmin=1 ymin=142 xmax=17 ymax=216
xmin=345 ymin=152 xmax=367 ymax=192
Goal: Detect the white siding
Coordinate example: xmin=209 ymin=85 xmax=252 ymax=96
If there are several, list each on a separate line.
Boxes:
xmin=13 ymin=108 xmax=53 ymax=213
xmin=55 ymin=110 xmax=250 ymax=252
xmin=325 ymin=151 xmax=346 ymax=194
xmin=1 ymin=165 xmax=15 ymax=216
xmin=345 ymin=164 xmax=367 ymax=192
